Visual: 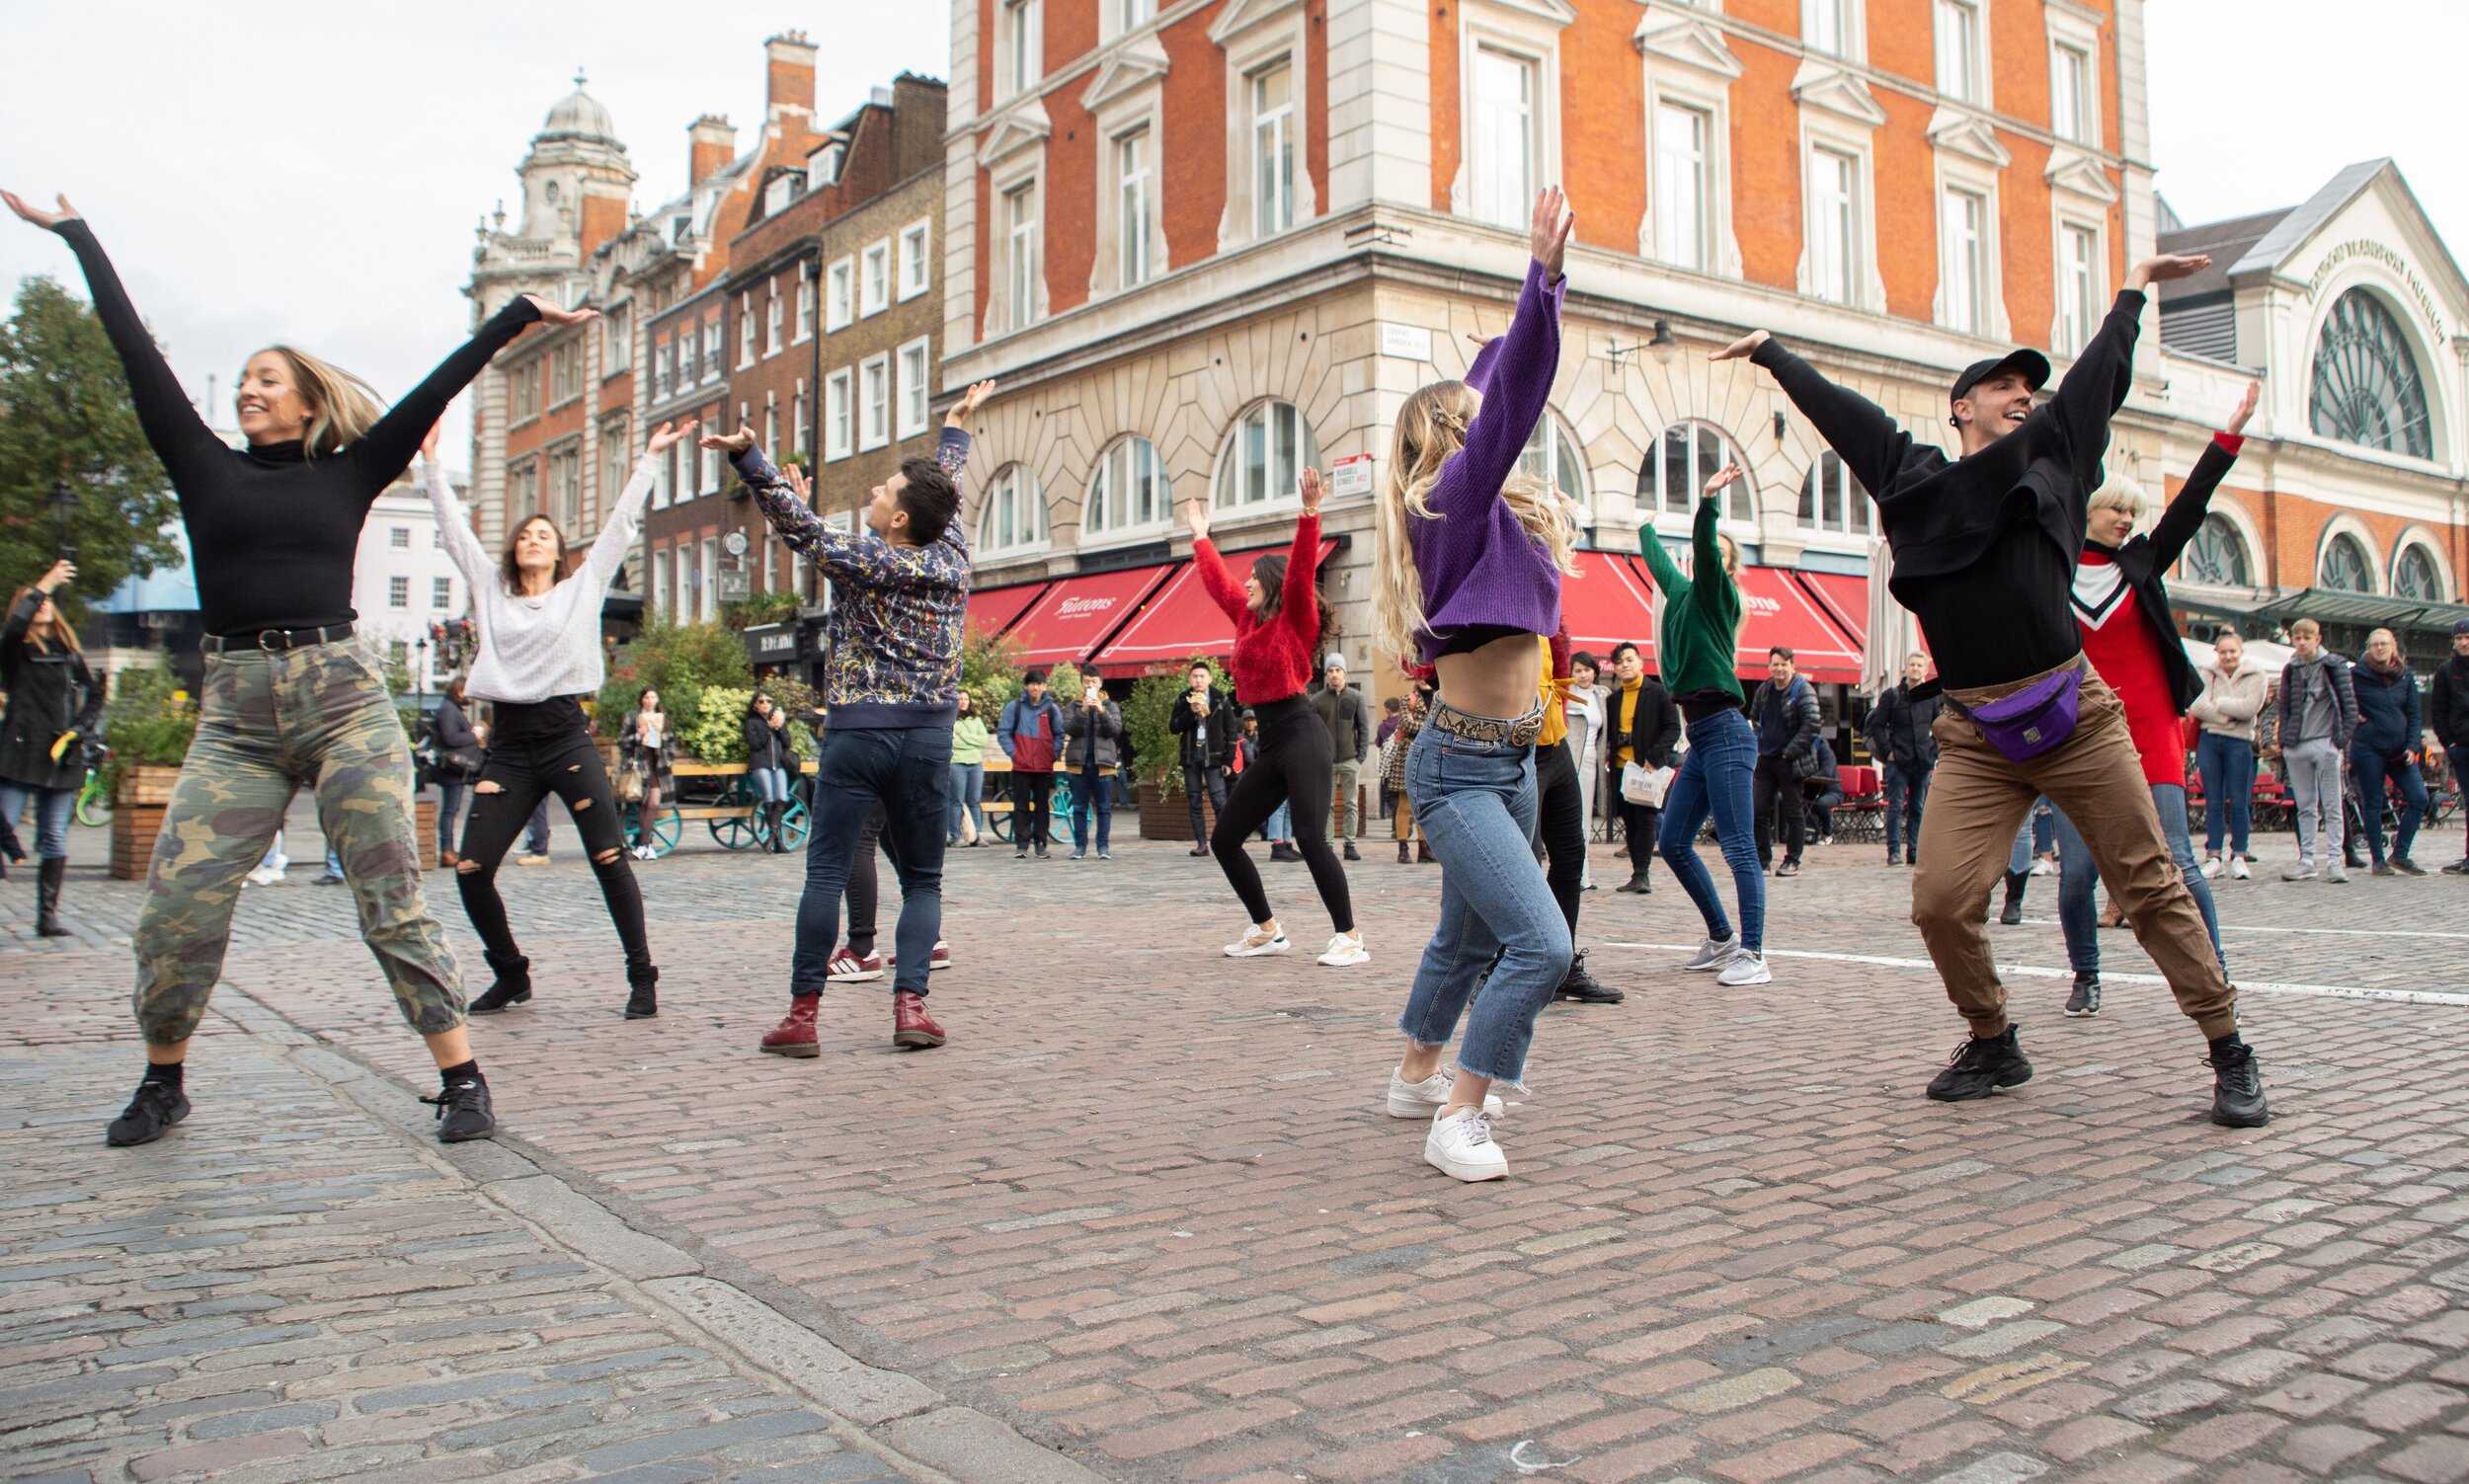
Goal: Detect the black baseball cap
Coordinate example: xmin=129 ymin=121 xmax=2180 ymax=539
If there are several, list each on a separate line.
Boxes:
xmin=1950 ymin=349 xmax=2052 ymax=406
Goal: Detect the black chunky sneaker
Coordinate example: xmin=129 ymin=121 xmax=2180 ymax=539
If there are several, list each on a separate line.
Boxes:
xmin=1926 ymin=1025 xmax=2033 ymax=1102
xmin=1555 ymin=951 xmax=1625 ymax=1004
xmin=623 ymin=965 xmax=660 ymax=1020
xmin=2063 ymin=972 xmax=2102 ymax=1018
xmin=468 ymin=952 xmax=531 ymax=1014
xmin=422 ymin=1075 xmax=496 ymax=1143
xmin=2206 ymin=1038 xmax=2270 ymax=1129
xmin=1998 ymin=872 xmax=2027 ymax=925
xmin=106 ymin=1080 xmax=190 ymax=1147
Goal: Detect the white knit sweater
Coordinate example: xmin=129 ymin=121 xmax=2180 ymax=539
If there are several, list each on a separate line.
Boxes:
xmin=426 ymin=453 xmax=658 ymax=704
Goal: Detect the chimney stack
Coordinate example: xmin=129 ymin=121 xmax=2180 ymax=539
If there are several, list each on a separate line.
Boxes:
xmin=687 ymin=115 xmax=737 ymax=187
xmin=765 ymin=32 xmax=818 ymax=123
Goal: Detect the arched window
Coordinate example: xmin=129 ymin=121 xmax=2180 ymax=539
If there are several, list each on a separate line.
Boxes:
xmin=2319 ymin=530 xmax=2373 ymax=593
xmin=1520 ymin=414 xmax=1587 ymax=506
xmin=2180 ymin=514 xmax=2251 ymax=587
xmin=977 ymin=464 xmax=1046 ymax=554
xmin=1086 ymin=436 xmax=1172 ymax=536
xmin=2394 ymin=542 xmax=2446 ymax=602
xmin=2310 ymin=288 xmax=2432 ymax=458
xmin=1795 ymin=451 xmax=1871 ymax=535
xmin=1637 ymin=421 xmax=1753 ymax=522
xmin=1214 ymin=401 xmax=1320 ymax=508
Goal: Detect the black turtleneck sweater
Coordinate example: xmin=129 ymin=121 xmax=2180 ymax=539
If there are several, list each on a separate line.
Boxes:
xmin=56 ymin=219 xmax=542 ymax=637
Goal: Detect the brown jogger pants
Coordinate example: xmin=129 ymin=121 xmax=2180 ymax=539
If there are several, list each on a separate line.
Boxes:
xmin=1909 ymin=663 xmax=2239 ymax=1042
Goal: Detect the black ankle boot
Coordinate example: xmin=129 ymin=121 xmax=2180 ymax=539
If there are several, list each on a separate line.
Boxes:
xmin=1998 ymin=871 xmax=2027 ymax=925
xmin=624 ymin=964 xmax=659 ymax=1020
xmin=2207 ymin=1035 xmax=2270 ymax=1128
xmin=36 ymin=857 xmax=72 ymax=937
xmin=468 ymin=951 xmax=531 ymax=1014
xmin=769 ymin=803 xmax=790 ymax=851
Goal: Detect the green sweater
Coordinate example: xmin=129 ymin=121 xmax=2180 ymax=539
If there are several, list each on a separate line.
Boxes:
xmin=951 ymin=714 xmax=992 ymax=765
xmin=1635 ymin=496 xmax=1744 ymax=703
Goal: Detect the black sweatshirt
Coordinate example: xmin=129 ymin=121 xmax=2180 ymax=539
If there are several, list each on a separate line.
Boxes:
xmin=56 ymin=219 xmax=542 ymax=637
xmin=1751 ymin=289 xmax=2147 ymax=689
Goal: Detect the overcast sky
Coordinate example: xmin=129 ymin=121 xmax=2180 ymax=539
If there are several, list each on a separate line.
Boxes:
xmin=3 ymin=2 xmax=2465 ymax=466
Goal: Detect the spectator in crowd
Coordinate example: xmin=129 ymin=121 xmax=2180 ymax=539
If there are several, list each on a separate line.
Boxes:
xmin=1864 ymin=653 xmax=1939 ymax=866
xmin=2191 ymin=629 xmax=2270 ymax=880
xmin=1062 ymin=674 xmax=1124 ymax=861
xmin=1374 ymin=694 xmax=1404 ymax=832
xmin=1602 ymin=641 xmax=1679 ymax=893
xmin=1170 ymin=662 xmax=1234 ymax=857
xmin=997 ymin=669 xmax=1067 ymax=860
xmin=1748 ymin=647 xmax=1820 ymax=877
xmin=619 ymin=688 xmax=673 ymax=861
xmin=2350 ymin=626 xmax=2429 ymax=876
xmin=1563 ymin=652 xmax=1607 ymax=890
xmin=2434 ymin=619 xmax=2469 ymax=874
xmin=1801 ymin=735 xmax=1843 ymax=845
xmin=2271 ymin=618 xmax=2358 ymax=882
xmin=1310 ymin=656 xmax=1372 ymax=861
xmin=948 ymin=691 xmax=989 ymax=846
xmin=427 ymin=677 xmax=483 ymax=870
xmin=744 ymin=690 xmax=797 ymax=853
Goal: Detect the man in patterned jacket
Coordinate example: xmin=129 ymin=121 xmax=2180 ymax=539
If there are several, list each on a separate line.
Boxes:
xmin=705 ymin=379 xmax=995 ymax=1056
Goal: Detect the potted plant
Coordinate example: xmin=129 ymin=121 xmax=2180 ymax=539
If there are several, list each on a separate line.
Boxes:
xmin=1129 ymin=655 xmax=1226 ymax=841
xmin=103 ymin=660 xmax=197 ymax=880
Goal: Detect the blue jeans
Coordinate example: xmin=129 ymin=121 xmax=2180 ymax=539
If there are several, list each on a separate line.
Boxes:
xmin=1882 ymin=760 xmax=1930 ymax=860
xmin=2452 ymin=745 xmax=2469 ymax=860
xmin=437 ymin=779 xmax=469 ymax=857
xmin=1264 ymin=800 xmax=1292 ymax=842
xmin=2350 ymin=744 xmax=2428 ymax=864
xmin=790 ymin=727 xmax=952 ymax=997
xmin=1068 ymin=762 xmax=1112 ymax=853
xmin=948 ymin=760 xmax=985 ymax=840
xmin=2053 ymin=783 xmax=2221 ymax=976
xmin=525 ymin=800 xmax=551 ymax=857
xmin=1655 ymin=709 xmax=1765 ymax=954
xmin=0 ymin=783 xmax=74 ymax=859
xmin=749 ymin=765 xmax=791 ymax=804
xmin=1397 ymin=728 xmax=1570 ymax=1088
xmin=2195 ymin=732 xmax=2257 ymax=855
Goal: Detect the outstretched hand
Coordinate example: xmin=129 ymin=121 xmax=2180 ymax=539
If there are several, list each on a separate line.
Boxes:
xmin=2124 ymin=253 xmax=2209 ymax=291
xmin=1 ymin=191 xmax=80 ymax=231
xmin=36 ymin=559 xmax=76 ymax=593
xmin=421 ymin=420 xmax=444 ymax=462
xmin=1702 ymin=461 xmax=1747 ymax=500
xmin=783 ymin=464 xmax=814 ymax=506
xmin=698 ymin=426 xmax=757 ymax=454
xmin=945 ymin=379 xmax=996 ymax=429
xmin=1710 ymin=330 xmax=1769 ymax=362
xmin=520 ymin=292 xmax=599 ymax=327
xmin=1183 ymin=498 xmax=1210 ymax=544
xmin=1298 ymin=466 xmax=1324 ymax=513
xmin=1529 ymin=187 xmax=1574 ymax=281
xmin=2226 ymin=381 xmax=2261 ymax=436
xmin=645 ymin=418 xmax=700 ymax=454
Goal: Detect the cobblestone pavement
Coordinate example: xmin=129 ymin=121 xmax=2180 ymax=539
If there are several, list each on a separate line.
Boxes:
xmin=6 ymin=817 xmax=2467 ymax=1484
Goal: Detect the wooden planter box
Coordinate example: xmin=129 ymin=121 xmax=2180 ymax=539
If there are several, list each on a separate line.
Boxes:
xmin=110 ymin=764 xmax=184 ymax=881
xmin=415 ymin=800 xmax=438 ymax=872
xmin=1138 ymin=778 xmax=1217 ymax=841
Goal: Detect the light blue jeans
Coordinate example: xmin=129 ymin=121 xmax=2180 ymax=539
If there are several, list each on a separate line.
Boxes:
xmin=749 ymin=765 xmax=792 ymax=804
xmin=948 ymin=760 xmax=985 ymax=841
xmin=2053 ymin=783 xmax=2222 ymax=976
xmin=0 ymin=782 xmax=74 ymax=859
xmin=1656 ymin=709 xmax=1765 ymax=954
xmin=1397 ymin=726 xmax=1571 ymax=1088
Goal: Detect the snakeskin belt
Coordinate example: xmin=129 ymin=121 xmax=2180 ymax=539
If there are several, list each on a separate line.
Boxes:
xmin=1424 ymin=698 xmax=1547 ymax=747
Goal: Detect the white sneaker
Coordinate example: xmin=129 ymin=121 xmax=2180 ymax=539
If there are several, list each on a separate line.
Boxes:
xmin=2029 ymin=858 xmax=2054 ymax=878
xmin=1386 ymin=1067 xmax=1504 ymax=1120
xmin=1716 ymin=951 xmax=1773 ymax=986
xmin=1684 ymin=935 xmax=1747 ymax=972
xmin=2200 ymin=855 xmax=2224 ymax=880
xmin=2229 ymin=856 xmax=2252 ymax=881
xmin=1424 ymin=1106 xmax=1508 ymax=1182
xmin=243 ymin=863 xmax=284 ymax=888
xmin=1225 ymin=927 xmax=1292 ymax=958
xmin=1315 ymin=931 xmax=1369 ymax=967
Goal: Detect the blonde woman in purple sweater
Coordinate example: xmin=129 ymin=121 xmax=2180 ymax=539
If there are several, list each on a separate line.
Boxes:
xmin=1372 ymin=188 xmax=1579 ymax=1183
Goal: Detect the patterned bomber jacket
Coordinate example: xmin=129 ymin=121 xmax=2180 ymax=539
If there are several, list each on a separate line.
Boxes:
xmin=732 ymin=428 xmax=971 ymax=729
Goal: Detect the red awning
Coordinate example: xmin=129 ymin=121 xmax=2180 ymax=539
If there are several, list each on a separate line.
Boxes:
xmin=1004 ymin=565 xmax=1175 ymax=667
xmin=965 ymin=580 xmax=1049 ymax=642
xmin=1558 ymin=550 xmax=1660 ymax=660
xmin=1734 ymin=567 xmax=1865 ymax=683
xmin=1792 ymin=570 xmax=1867 ymax=647
xmin=1090 ymin=540 xmax=1337 ymax=671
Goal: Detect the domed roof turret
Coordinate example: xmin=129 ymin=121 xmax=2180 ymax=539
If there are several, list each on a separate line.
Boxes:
xmin=540 ymin=70 xmax=619 ymax=145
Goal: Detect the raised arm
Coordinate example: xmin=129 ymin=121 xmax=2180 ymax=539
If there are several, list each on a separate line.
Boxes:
xmin=348 ymin=292 xmax=557 ymax=495
xmin=26 ymin=209 xmax=224 ymax=487
xmin=1688 ymin=465 xmax=1743 ymax=621
xmin=2046 ymin=255 xmax=2206 ymax=495
xmin=2150 ymin=385 xmax=2258 ymax=570
xmin=1280 ymin=478 xmax=1325 ymax=653
xmin=419 ymin=424 xmax=493 ymax=586
xmin=579 ymin=420 xmax=694 ymax=593
xmin=1437 ymin=191 xmax=1571 ymax=519
xmin=1736 ymin=334 xmax=1916 ymax=498
xmin=1185 ymin=500 xmax=1248 ymax=624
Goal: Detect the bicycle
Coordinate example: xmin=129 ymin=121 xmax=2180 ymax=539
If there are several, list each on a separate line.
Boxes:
xmin=985 ymin=773 xmax=1072 ymax=844
xmin=622 ymin=803 xmax=682 ymax=859
xmin=708 ymin=775 xmax=810 ymax=851
xmin=73 ymin=743 xmax=113 ymax=826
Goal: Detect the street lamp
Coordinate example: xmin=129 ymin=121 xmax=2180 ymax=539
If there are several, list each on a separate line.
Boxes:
xmin=47 ymin=476 xmax=77 ymax=562
xmin=413 ymin=634 xmax=431 ymax=710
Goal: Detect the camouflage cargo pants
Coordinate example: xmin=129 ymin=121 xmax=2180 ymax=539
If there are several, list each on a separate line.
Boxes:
xmin=132 ymin=641 xmax=464 ymax=1044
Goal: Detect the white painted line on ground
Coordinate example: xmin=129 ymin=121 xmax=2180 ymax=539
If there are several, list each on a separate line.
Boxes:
xmin=1599 ymin=941 xmax=2469 ymax=1008
xmin=1983 ymin=915 xmax=2469 ymax=944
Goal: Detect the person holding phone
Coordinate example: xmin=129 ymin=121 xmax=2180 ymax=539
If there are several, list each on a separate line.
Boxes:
xmin=1 ymin=559 xmax=100 ymax=939
xmin=1063 ymin=676 xmax=1124 ymax=860
xmin=1170 ymin=661 xmax=1235 ymax=856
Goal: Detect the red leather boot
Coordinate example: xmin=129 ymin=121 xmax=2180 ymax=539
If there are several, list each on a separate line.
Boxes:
xmin=893 ymin=990 xmax=945 ymax=1051
xmin=759 ymin=995 xmax=821 ymax=1056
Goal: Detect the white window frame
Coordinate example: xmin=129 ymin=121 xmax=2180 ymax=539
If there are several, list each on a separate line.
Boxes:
xmin=2049 ymin=39 xmax=2092 ymax=146
xmin=765 ymin=282 xmax=784 ymax=357
xmin=1214 ymin=4 xmax=1317 ymax=253
xmin=1804 ymin=143 xmax=1861 ymax=306
xmin=1452 ymin=2 xmax=1566 ymax=236
xmin=1802 ymin=0 xmax=1856 ymax=58
xmin=432 ymin=575 xmax=454 ymax=610
xmin=826 ymin=256 xmax=854 ymax=332
xmin=977 ymin=464 xmax=1049 ymax=555
xmin=1935 ymin=0 xmax=1988 ymax=108
xmin=603 ymin=302 xmax=633 ymax=380
xmin=1795 ymin=449 xmax=1872 ymax=537
xmin=898 ymin=219 xmax=931 ymax=300
xmin=1643 ymin=421 xmax=1759 ymax=535
xmin=1085 ymin=435 xmax=1174 ymax=541
xmin=699 ymin=439 xmax=722 ymax=497
xmin=651 ymin=545 xmax=671 ymax=616
xmin=861 ymin=239 xmax=892 ymax=317
xmin=737 ymin=293 xmax=757 ymax=369
xmin=1103 ymin=0 xmax=1157 ymax=40
xmin=763 ymin=392 xmax=779 ymax=456
xmin=792 ymin=378 xmax=810 ymax=458
xmin=1652 ymin=99 xmax=1714 ymax=273
xmin=1939 ymin=182 xmax=1992 ymax=338
xmin=700 ymin=319 xmax=722 ymax=383
xmin=653 ymin=442 xmax=675 ymax=510
xmin=859 ymin=353 xmax=891 ymax=452
xmin=998 ymin=174 xmax=1043 ymax=333
xmin=2054 ymin=218 xmax=2103 ymax=355
xmin=1468 ymin=44 xmax=1540 ymax=232
xmin=653 ymin=343 xmax=674 ymax=403
xmin=1250 ymin=59 xmax=1296 ymax=238
xmin=1000 ymin=0 xmax=1042 ymax=101
xmin=389 ymin=526 xmax=410 ymax=550
xmin=698 ymin=537 xmax=718 ymax=622
xmin=1639 ymin=65 xmax=1740 ymax=278
xmin=794 ymin=262 xmax=816 ymax=342
xmin=1212 ymin=400 xmax=1320 ymax=511
xmin=388 ymin=575 xmax=410 ymax=610
xmin=825 ymin=369 xmax=854 ymax=462
xmin=896 ymin=338 xmax=931 ymax=440
xmin=1116 ymin=128 xmax=1155 ymax=289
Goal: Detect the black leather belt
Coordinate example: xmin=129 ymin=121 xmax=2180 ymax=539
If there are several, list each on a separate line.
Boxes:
xmin=201 ymin=623 xmax=356 ymax=654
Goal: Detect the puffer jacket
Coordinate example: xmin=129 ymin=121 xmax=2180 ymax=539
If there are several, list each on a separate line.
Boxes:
xmin=1063 ymin=697 xmax=1123 ymax=769
xmin=2350 ymin=661 xmax=2422 ymax=759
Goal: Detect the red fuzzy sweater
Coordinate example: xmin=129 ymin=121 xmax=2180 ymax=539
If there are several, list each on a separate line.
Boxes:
xmin=1194 ymin=511 xmax=1322 ymax=703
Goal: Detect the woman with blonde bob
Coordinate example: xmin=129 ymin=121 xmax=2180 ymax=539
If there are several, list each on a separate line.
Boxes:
xmin=1372 ymin=187 xmax=1578 ymax=1183
xmin=6 ymin=189 xmax=592 ymax=1149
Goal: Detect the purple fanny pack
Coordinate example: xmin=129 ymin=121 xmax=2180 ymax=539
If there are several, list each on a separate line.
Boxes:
xmin=1950 ymin=662 xmax=2086 ymax=763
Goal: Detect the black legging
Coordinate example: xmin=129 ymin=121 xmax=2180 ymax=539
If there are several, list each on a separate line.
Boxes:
xmin=1209 ymin=695 xmax=1353 ymax=932
xmin=1535 ymin=737 xmax=1583 ymax=938
xmin=456 ymin=698 xmax=651 ymax=972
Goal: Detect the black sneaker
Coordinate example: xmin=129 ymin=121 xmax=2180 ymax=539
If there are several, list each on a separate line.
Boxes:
xmin=2391 ymin=857 xmax=2428 ymax=877
xmin=106 ymin=1080 xmax=190 ymax=1146
xmin=2063 ymin=972 xmax=2102 ymax=1018
xmin=2441 ymin=857 xmax=2469 ymax=876
xmin=1343 ymin=843 xmax=1361 ymax=862
xmin=1555 ymin=951 xmax=1625 ymax=1004
xmin=468 ymin=952 xmax=531 ymax=1014
xmin=2207 ymin=1039 xmax=2270 ymax=1128
xmin=1925 ymin=1025 xmax=2033 ymax=1102
xmin=1776 ymin=860 xmax=1800 ymax=879
xmin=421 ymin=1075 xmax=496 ymax=1143
xmin=623 ymin=965 xmax=659 ymax=1020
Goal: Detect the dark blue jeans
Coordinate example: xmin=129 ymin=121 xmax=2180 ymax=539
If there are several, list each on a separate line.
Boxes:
xmin=1068 ymin=761 xmax=1112 ymax=853
xmin=1657 ymin=709 xmax=1765 ymax=954
xmin=791 ymin=726 xmax=952 ymax=997
xmin=2195 ymin=732 xmax=2257 ymax=855
xmin=2350 ymin=744 xmax=2429 ymax=865
xmin=1882 ymin=760 xmax=1930 ymax=860
xmin=0 ymin=782 xmax=74 ymax=859
xmin=2053 ymin=783 xmax=2221 ymax=976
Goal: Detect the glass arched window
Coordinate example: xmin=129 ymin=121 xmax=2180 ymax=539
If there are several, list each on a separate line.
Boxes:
xmin=1638 ymin=421 xmax=1753 ymax=522
xmin=977 ymin=464 xmax=1046 ymax=554
xmin=2395 ymin=542 xmax=2445 ymax=602
xmin=2320 ymin=531 xmax=2373 ymax=593
xmin=1214 ymin=401 xmax=1320 ymax=508
xmin=2180 ymin=514 xmax=2252 ymax=587
xmin=1520 ymin=414 xmax=1587 ymax=505
xmin=1795 ymin=451 xmax=1871 ymax=535
xmin=2310 ymin=288 xmax=2433 ymax=458
xmin=1086 ymin=436 xmax=1171 ymax=536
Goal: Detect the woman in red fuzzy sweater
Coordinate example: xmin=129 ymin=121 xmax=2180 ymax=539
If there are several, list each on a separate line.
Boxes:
xmin=1185 ymin=472 xmax=1362 ymax=967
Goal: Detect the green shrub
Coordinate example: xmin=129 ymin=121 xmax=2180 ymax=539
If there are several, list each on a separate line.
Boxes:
xmin=677 ymin=686 xmax=754 ymax=763
xmin=1124 ymin=657 xmax=1220 ymax=795
xmin=101 ymin=658 xmax=198 ymax=795
xmin=724 ymin=589 xmax=802 ymax=630
xmin=959 ymin=628 xmax=1024 ymax=721
xmin=597 ymin=617 xmax=751 ymax=737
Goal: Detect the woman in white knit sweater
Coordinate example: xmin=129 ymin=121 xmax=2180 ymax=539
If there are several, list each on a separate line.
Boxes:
xmin=423 ymin=418 xmax=694 ymax=1020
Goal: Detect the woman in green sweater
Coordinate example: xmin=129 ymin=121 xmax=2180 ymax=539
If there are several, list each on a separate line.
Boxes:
xmin=948 ymin=691 xmax=993 ymax=846
xmin=1638 ymin=464 xmax=1770 ymax=985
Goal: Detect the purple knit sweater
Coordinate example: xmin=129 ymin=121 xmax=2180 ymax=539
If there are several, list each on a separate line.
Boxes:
xmin=1408 ymin=258 xmax=1565 ymax=665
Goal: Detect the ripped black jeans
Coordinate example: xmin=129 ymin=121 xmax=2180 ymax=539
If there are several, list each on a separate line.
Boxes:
xmin=455 ymin=697 xmax=651 ymax=973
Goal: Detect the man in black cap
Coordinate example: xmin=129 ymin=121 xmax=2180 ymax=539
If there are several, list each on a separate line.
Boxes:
xmin=2433 ymin=618 xmax=2469 ymax=873
xmin=1712 ymin=251 xmax=2270 ymax=1130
